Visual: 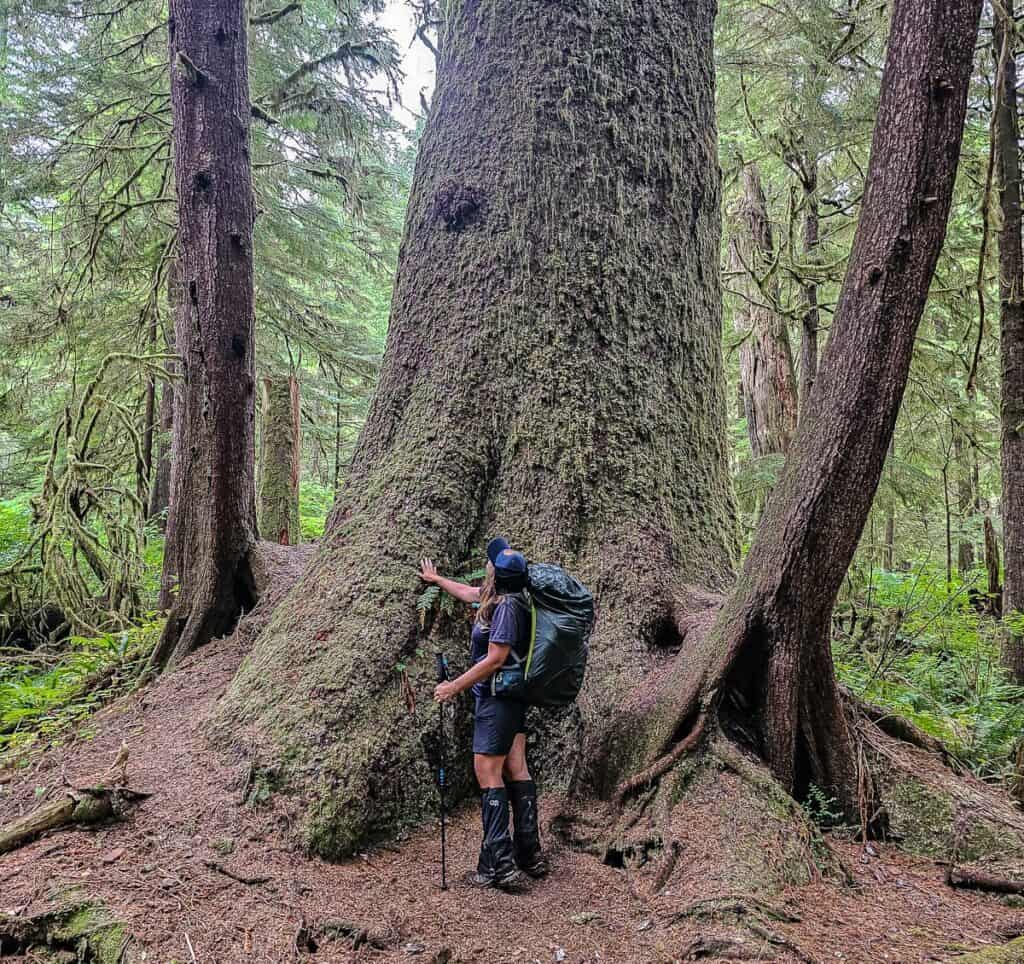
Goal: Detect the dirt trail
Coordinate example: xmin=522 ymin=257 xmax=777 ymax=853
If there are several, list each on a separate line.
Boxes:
xmin=1 ymin=630 xmax=1023 ymax=963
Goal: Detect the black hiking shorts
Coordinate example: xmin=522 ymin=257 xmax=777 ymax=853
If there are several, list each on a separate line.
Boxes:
xmin=472 ymin=695 xmax=528 ymax=756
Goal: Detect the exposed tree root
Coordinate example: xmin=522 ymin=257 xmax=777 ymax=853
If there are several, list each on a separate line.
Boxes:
xmin=614 ymin=712 xmax=708 ymax=805
xmin=679 ymin=936 xmax=766 ymax=960
xmin=849 ymin=691 xmax=950 ymax=760
xmin=295 ymin=917 xmax=395 ymax=953
xmin=670 ymin=895 xmax=814 ymax=962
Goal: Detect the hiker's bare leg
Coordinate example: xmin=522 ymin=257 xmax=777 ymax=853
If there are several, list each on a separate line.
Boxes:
xmin=474 ymin=752 xmax=506 ymax=789
xmin=502 ymin=733 xmax=530 ymax=782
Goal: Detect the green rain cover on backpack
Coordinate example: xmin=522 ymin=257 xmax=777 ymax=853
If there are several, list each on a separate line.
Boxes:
xmin=490 ymin=562 xmax=594 ymax=707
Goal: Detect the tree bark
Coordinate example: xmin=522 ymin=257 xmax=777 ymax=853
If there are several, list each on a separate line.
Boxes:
xmin=799 ymin=154 xmax=820 ymax=416
xmin=150 ymin=267 xmax=181 ymax=531
xmin=994 ymin=1 xmax=1024 ymax=681
xmin=215 ymin=0 xmax=736 ymax=857
xmin=953 ymin=425 xmax=975 ymax=574
xmin=258 ymin=374 xmax=301 ymax=546
xmin=632 ymin=0 xmax=981 ymax=825
xmin=730 ymin=164 xmax=799 ymax=458
xmin=149 ymin=376 xmax=174 ymax=527
xmin=985 ymin=513 xmax=1003 ymax=617
xmin=152 ymin=0 xmax=257 ymax=668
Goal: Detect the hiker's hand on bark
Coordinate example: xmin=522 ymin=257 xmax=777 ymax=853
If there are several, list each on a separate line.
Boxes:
xmin=420 ymin=558 xmax=440 ymax=583
xmin=434 ymin=680 xmax=458 ymax=703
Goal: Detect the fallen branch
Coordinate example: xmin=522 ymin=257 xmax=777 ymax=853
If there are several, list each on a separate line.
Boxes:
xmin=0 ymin=746 xmax=148 ymax=854
xmin=201 ymin=859 xmax=271 ymax=886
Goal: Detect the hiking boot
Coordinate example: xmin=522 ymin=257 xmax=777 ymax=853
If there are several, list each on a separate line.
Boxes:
xmin=471 ymin=788 xmax=527 ymax=891
xmin=508 ymin=779 xmax=550 ymax=878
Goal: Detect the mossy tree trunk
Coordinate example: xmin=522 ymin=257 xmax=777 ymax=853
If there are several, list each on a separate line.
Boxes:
xmin=798 ymin=152 xmax=820 ymax=416
xmin=258 ymin=374 xmax=301 ymax=546
xmin=149 ymin=374 xmax=174 ymax=527
xmin=626 ymin=0 xmax=981 ymax=825
xmin=152 ymin=0 xmax=257 ymax=668
xmin=216 ymin=0 xmax=736 ymax=857
xmin=994 ymin=0 xmax=1024 ymax=682
xmin=730 ymin=163 xmax=798 ymax=458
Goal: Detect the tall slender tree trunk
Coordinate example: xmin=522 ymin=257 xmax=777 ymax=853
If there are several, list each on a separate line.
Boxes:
xmin=216 ymin=0 xmax=736 ymax=858
xmin=799 ymin=154 xmax=820 ymax=415
xmin=731 ymin=164 xmax=799 ymax=457
xmin=985 ymin=513 xmax=1003 ymax=616
xmin=149 ymin=374 xmax=175 ymax=527
xmin=152 ymin=0 xmax=257 ymax=668
xmin=633 ymin=0 xmax=981 ymax=824
xmin=258 ymin=374 xmax=301 ymax=546
xmin=141 ymin=316 xmax=158 ymax=517
xmin=884 ymin=437 xmax=896 ymax=570
xmin=994 ymin=1 xmax=1024 ymax=681
xmin=953 ymin=425 xmax=975 ymax=574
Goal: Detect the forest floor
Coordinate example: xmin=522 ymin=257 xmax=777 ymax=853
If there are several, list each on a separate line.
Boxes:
xmin=2 ymin=625 xmax=1024 ymax=963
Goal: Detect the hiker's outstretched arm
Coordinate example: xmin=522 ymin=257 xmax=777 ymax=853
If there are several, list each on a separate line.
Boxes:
xmin=434 ymin=642 xmax=511 ymax=702
xmin=419 ymin=558 xmax=481 ymax=604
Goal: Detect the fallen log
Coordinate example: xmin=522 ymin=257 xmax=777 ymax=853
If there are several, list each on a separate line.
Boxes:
xmin=0 ymin=784 xmax=150 ymax=855
xmin=948 ymin=867 xmax=1024 ymax=895
xmin=942 ymin=864 xmax=1024 ymax=893
xmin=0 ymin=745 xmax=149 ymax=854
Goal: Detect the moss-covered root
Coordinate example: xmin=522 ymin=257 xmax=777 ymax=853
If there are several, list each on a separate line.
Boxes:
xmin=0 ymin=899 xmax=137 ymax=963
xmin=954 ymin=938 xmax=1024 ymax=962
xmin=871 ymin=737 xmax=1024 ymax=864
xmin=593 ymin=735 xmax=848 ymax=899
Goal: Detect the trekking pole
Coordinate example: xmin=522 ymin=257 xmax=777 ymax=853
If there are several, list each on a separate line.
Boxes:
xmin=435 ymin=651 xmax=450 ymax=891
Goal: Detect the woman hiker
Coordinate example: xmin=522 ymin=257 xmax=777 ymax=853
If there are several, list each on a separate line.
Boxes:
xmin=420 ymin=537 xmax=549 ymax=890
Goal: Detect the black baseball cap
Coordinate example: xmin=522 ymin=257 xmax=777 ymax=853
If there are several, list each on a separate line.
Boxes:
xmin=487 ymin=537 xmax=510 ymax=565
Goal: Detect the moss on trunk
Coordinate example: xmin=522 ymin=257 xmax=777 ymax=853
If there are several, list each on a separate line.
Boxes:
xmin=258 ymin=374 xmax=301 ymax=546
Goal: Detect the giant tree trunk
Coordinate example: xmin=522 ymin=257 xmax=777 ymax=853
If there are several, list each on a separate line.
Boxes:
xmin=257 ymin=374 xmax=301 ymax=546
xmin=151 ymin=0 xmax=257 ymax=668
xmin=994 ymin=2 xmax=1024 ymax=682
xmin=626 ymin=0 xmax=981 ymax=825
xmin=216 ymin=0 xmax=978 ymax=857
xmin=730 ymin=164 xmax=799 ymax=458
xmin=216 ymin=0 xmax=736 ymax=858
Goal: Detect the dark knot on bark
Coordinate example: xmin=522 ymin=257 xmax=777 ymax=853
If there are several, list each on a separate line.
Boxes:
xmin=433 ymin=181 xmax=486 ymax=232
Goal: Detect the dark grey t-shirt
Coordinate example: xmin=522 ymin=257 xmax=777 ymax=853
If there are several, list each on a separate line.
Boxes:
xmin=469 ymin=595 xmax=530 ymax=698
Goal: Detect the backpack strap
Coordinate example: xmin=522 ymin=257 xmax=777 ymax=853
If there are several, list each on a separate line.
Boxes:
xmin=523 ymin=595 xmax=537 ymax=679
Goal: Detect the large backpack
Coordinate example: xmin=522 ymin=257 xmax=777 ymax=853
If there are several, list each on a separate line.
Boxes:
xmin=490 ymin=562 xmax=594 ymax=707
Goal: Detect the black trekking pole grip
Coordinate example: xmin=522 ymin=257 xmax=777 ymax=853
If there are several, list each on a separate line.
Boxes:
xmin=435 ymin=651 xmax=449 ymax=683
